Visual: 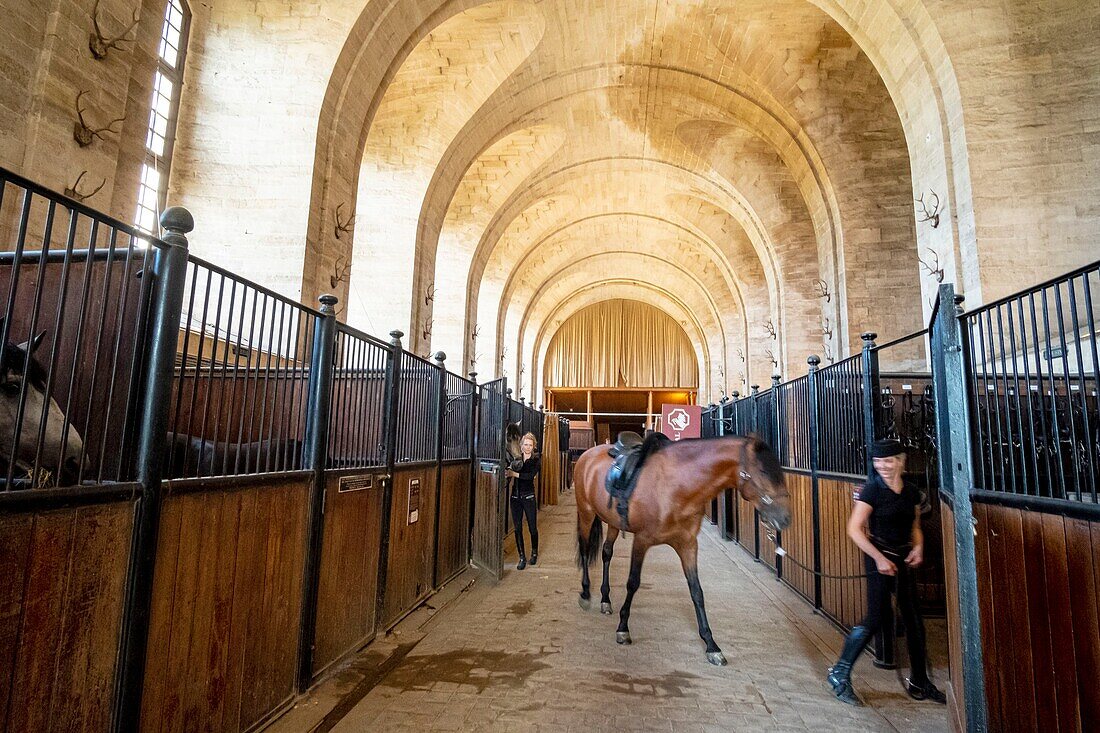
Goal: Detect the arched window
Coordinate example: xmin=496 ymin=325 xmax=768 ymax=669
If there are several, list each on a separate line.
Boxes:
xmin=135 ymin=0 xmax=190 ymax=232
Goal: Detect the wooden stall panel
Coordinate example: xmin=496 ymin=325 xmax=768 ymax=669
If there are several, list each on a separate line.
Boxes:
xmin=435 ymin=462 xmax=473 ymax=586
xmin=0 ymin=501 xmax=133 ymax=733
xmin=381 ymin=466 xmax=438 ymax=628
xmin=736 ymin=492 xmax=756 ymax=557
xmin=313 ymin=471 xmax=384 ymax=679
xmin=472 ymin=464 xmax=505 ymax=579
xmin=940 ymin=502 xmax=965 ymax=733
xmin=819 ymin=478 xmax=866 ymax=630
xmin=779 ymin=473 xmax=814 ymax=603
xmin=140 ymin=478 xmax=309 ymax=733
xmin=970 ymin=501 xmax=1100 ymax=733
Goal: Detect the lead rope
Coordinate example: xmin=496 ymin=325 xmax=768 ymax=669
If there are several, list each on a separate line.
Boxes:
xmin=763 ymin=530 xmax=874 ymax=580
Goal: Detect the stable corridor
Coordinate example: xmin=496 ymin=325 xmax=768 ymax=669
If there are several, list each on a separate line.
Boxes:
xmin=272 ymin=493 xmax=948 ymax=732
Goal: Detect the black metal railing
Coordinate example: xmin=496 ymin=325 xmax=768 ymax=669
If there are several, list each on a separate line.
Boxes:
xmin=442 ymin=370 xmax=475 ymax=461
xmin=1 ymin=167 xmax=160 ymax=489
xmin=960 ymin=260 xmax=1099 ymax=504
xmin=328 ymin=324 xmax=391 ymax=468
xmin=394 ymin=352 xmax=441 ymax=464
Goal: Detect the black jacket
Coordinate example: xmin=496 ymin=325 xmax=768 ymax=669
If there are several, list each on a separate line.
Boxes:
xmin=510 ymin=455 xmax=541 ymax=500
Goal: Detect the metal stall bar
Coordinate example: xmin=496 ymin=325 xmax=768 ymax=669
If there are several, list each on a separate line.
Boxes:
xmin=114 ymin=207 xmax=192 ymax=732
xmin=296 ymin=295 xmax=338 ymax=692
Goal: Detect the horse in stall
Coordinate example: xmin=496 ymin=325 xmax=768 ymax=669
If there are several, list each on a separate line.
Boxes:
xmin=574 ymin=431 xmax=790 ymax=665
xmin=163 ymin=432 xmax=304 ymax=479
xmin=0 ymin=322 xmax=88 ymax=487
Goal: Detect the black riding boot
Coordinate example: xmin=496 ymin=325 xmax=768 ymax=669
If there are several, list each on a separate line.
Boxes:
xmin=828 ymin=625 xmax=872 ymax=706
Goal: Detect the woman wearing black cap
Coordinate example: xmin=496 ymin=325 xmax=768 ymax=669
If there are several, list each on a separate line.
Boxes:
xmin=826 ymin=438 xmax=945 ymax=706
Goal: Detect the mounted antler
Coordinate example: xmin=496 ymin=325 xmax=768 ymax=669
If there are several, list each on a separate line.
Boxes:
xmin=333 ymin=203 xmax=355 ymax=240
xmin=89 ymin=0 xmax=140 ymax=60
xmin=821 ymin=316 xmax=833 ymax=340
xmin=425 ymin=283 xmax=435 ymax=305
xmin=328 ymin=255 xmax=351 ymax=289
xmin=73 ymin=90 xmax=125 ymax=147
xmin=765 ymin=348 xmax=778 ymax=370
xmin=915 ymin=191 xmax=942 ymax=228
xmin=470 ymin=325 xmax=481 ymax=342
xmin=500 ymin=346 xmax=508 ymax=362
xmin=63 ymin=170 xmax=106 ymax=202
xmin=421 ymin=317 xmax=433 ymax=341
xmin=917 ymin=248 xmax=945 ymax=283
xmin=736 ymin=347 xmax=745 ymax=363
xmin=822 ymin=342 xmax=834 ymax=363
xmin=813 ymin=279 xmax=832 ymax=303
xmin=763 ymin=320 xmax=777 ymax=340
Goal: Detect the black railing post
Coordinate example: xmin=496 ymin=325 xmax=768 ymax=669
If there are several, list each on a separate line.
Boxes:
xmin=467 ymin=371 xmax=478 ymax=549
xmin=807 ymin=355 xmax=823 ymax=610
xmin=114 ymin=207 xmax=192 ymax=732
xmin=931 ymin=285 xmax=988 ymax=732
xmin=374 ymin=330 xmax=404 ymax=628
xmin=431 ymin=351 xmax=447 ymax=587
xmin=296 ymin=294 xmax=338 ymax=691
xmin=860 ymin=332 xmax=879 ymax=473
xmin=750 ymin=384 xmax=760 ymax=560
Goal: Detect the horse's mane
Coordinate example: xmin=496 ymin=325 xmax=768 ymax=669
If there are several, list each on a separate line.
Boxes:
xmin=0 ymin=339 xmax=48 ymax=389
xmin=640 ymin=431 xmax=671 ymax=458
xmin=750 ymin=435 xmax=784 ymax=486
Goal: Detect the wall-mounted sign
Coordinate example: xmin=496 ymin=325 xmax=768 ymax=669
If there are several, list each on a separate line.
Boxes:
xmin=660 ymin=404 xmax=701 ymax=441
xmin=339 ymin=474 xmax=374 ymax=493
xmin=408 ymin=477 xmax=421 ymax=525
xmin=479 ymin=460 xmax=498 ymax=474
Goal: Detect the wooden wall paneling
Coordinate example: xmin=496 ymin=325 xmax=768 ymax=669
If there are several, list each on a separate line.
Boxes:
xmin=1002 ymin=507 xmax=1038 ymax=731
xmin=382 ymin=466 xmax=438 ymax=627
xmin=0 ymin=513 xmax=33 ymax=729
xmin=1065 ymin=516 xmax=1100 ymax=729
xmin=141 ymin=480 xmax=309 ymax=733
xmin=780 ymin=473 xmax=813 ymax=603
xmin=471 ymin=467 xmax=504 ymax=579
xmin=313 ymin=472 xmax=384 ymax=677
xmin=435 ymin=463 xmax=472 ymax=586
xmin=1039 ymin=511 xmax=1080 ymax=732
xmin=1020 ymin=510 xmax=1058 ymax=730
xmin=940 ymin=502 xmax=965 ymax=732
xmin=1 ymin=503 xmax=133 ymax=733
xmin=971 ymin=503 xmax=1002 ymax=728
xmin=737 ymin=493 xmax=754 ymax=555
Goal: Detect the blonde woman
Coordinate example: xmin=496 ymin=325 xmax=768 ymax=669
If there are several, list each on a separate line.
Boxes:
xmin=505 ymin=432 xmax=541 ymax=570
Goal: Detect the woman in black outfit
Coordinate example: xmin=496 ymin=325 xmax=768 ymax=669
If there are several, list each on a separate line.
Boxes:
xmin=827 ymin=438 xmax=945 ymax=706
xmin=506 ymin=432 xmax=541 ymax=570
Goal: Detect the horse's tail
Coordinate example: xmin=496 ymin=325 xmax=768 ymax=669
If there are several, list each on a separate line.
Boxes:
xmin=576 ymin=514 xmax=603 ymax=570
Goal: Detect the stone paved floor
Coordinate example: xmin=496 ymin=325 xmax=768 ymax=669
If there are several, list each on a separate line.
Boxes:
xmin=274 ymin=492 xmax=949 ymax=732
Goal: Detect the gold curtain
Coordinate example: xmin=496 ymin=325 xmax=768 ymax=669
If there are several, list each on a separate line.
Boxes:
xmin=539 ymin=413 xmax=560 ymax=506
xmin=544 ymin=299 xmax=698 ymax=388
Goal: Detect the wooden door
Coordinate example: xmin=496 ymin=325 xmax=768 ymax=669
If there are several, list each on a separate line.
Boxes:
xmin=471 ymin=378 xmax=507 ymax=579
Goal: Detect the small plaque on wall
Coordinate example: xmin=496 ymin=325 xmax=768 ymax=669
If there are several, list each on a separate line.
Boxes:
xmin=339 ymin=474 xmax=374 ymax=493
xmin=479 ymin=460 xmax=498 ymax=474
xmin=408 ymin=477 xmax=421 ymax=525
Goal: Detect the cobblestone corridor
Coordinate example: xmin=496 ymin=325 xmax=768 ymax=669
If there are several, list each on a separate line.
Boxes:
xmin=273 ymin=492 xmax=949 ymax=732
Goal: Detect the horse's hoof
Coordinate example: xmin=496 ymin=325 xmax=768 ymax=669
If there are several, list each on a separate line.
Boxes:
xmin=616 ymin=631 xmax=632 ymax=645
xmin=578 ymin=596 xmax=591 ymax=611
xmin=600 ymin=602 xmax=613 ymax=615
xmin=706 ymin=651 xmax=728 ymax=666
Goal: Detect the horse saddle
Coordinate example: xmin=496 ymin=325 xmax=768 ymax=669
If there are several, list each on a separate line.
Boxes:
xmin=605 ymin=431 xmax=668 ymax=531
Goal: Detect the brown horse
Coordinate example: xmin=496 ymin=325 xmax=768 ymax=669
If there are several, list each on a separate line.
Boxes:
xmin=575 ymin=434 xmax=790 ymax=665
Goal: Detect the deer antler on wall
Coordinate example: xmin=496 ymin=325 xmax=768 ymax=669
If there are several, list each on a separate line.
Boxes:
xmin=421 ymin=317 xmax=433 ymax=341
xmin=736 ymin=347 xmax=745 ymax=363
xmin=763 ymin=320 xmax=777 ymax=340
xmin=470 ymin=325 xmax=481 ymax=343
xmin=917 ymin=248 xmax=945 ymax=283
xmin=64 ymin=170 xmax=106 ymax=202
xmin=813 ymin=279 xmax=832 ymax=303
xmin=89 ymin=0 xmax=140 ymax=60
xmin=73 ymin=90 xmax=125 ymax=147
xmin=915 ymin=191 xmax=942 ymax=228
xmin=765 ymin=348 xmax=778 ymax=370
xmin=333 ymin=203 xmax=355 ymax=240
xmin=823 ymin=342 xmax=834 ymax=363
xmin=500 ymin=346 xmax=508 ymax=362
xmin=425 ymin=284 xmax=435 ymax=305
xmin=821 ymin=316 xmax=833 ymax=340
xmin=329 ymin=255 xmax=351 ymax=289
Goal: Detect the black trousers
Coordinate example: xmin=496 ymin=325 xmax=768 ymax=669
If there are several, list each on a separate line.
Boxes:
xmin=510 ymin=495 xmax=538 ymax=557
xmin=860 ymin=551 xmax=929 ymax=685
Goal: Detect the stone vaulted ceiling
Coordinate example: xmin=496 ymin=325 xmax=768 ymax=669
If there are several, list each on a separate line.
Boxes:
xmin=338 ymin=0 xmax=923 ymax=401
